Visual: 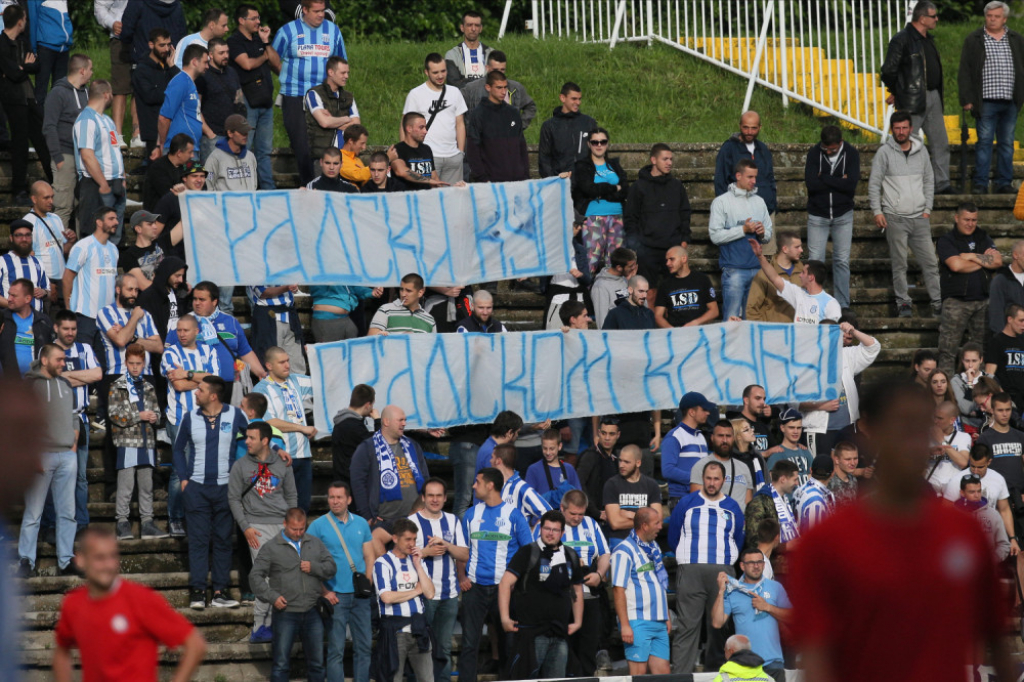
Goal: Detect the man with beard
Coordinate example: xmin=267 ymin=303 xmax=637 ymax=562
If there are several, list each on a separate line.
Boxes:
xmin=137 ymin=257 xmax=189 ymax=345
xmin=603 ymin=445 xmax=662 ymax=548
xmin=197 ymin=37 xmax=244 ymax=163
xmin=668 ymin=461 xmax=745 ymax=673
xmin=455 ymin=289 xmax=506 ymax=333
xmin=97 ymin=273 xmax=162 ymax=498
xmin=25 ymin=181 xmax=77 ymax=303
xmin=0 ymin=220 xmax=52 ymax=313
xmin=690 ymin=420 xmax=754 ymax=511
xmin=142 ymin=134 xmax=193 ymax=211
xmin=63 ymin=207 xmax=119 ymax=362
xmin=131 ymin=29 xmax=179 ymax=162
xmin=577 ymin=417 xmax=622 ymax=519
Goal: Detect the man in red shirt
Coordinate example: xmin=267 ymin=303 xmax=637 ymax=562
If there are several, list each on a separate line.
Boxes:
xmin=53 ymin=527 xmax=206 ymax=682
xmin=789 ymin=380 xmax=1013 ymax=682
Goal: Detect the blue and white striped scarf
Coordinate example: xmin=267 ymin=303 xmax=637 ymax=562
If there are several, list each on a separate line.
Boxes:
xmin=373 ymin=430 xmax=424 ymax=503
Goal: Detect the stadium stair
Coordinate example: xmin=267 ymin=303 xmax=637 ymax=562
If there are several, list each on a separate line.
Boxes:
xmin=679 ymin=36 xmax=1023 ymax=158
xmin=4 ymin=141 xmax=1023 ymax=678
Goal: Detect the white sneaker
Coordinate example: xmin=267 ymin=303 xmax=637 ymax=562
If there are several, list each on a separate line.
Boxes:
xmin=157 ymin=428 xmax=171 ymax=445
xmin=130 ymin=135 xmax=144 ymax=149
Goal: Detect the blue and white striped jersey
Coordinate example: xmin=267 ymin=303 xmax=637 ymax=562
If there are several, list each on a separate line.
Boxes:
xmin=252 ymin=374 xmax=314 ymax=459
xmin=246 ymin=286 xmax=295 ymax=324
xmin=25 ymin=211 xmax=67 ymax=280
xmin=411 ymin=511 xmax=467 ymax=600
xmin=61 ymin=342 xmax=98 ymax=416
xmin=661 ymin=422 xmax=710 ymax=497
xmin=463 ymin=501 xmax=532 ymax=586
xmin=667 ymin=492 xmax=746 ymax=566
xmin=795 ymin=478 xmax=834 ymax=533
xmin=65 ymin=235 xmax=118 ymax=318
xmin=534 ymin=515 xmax=610 ymax=569
xmin=173 ymin=33 xmax=208 ymax=68
xmin=374 ymin=551 xmax=425 ymax=617
xmin=97 ymin=304 xmax=159 ymax=375
xmin=0 ymin=253 xmax=49 ymax=312
xmin=73 ymin=107 xmax=124 ymax=180
xmin=160 ymin=343 xmax=220 ymax=426
xmin=172 ymin=404 xmax=249 ymax=485
xmin=271 ymin=17 xmax=347 ymax=97
xmin=611 ymin=531 xmax=669 ymax=622
xmin=502 ymin=472 xmax=551 ymax=526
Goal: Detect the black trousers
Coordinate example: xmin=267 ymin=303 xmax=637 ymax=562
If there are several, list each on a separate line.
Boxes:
xmin=568 ymin=596 xmax=603 ymax=675
xmin=281 ymin=95 xmax=313 ymax=185
xmin=7 ymin=99 xmax=52 ymax=195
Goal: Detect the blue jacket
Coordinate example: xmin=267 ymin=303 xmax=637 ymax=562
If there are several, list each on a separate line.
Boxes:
xmin=27 ymin=0 xmax=72 ymax=53
xmin=713 ymin=134 xmax=777 ymax=214
xmin=120 ymin=0 xmax=187 ymax=64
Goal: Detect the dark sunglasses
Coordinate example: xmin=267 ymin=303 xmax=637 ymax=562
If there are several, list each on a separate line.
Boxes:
xmin=590 ymin=139 xmax=609 ymax=146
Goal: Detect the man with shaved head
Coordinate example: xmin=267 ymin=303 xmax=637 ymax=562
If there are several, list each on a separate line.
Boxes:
xmin=253 ymin=346 xmax=316 ymax=511
xmin=351 ymin=404 xmax=431 ymax=553
xmin=988 ymin=239 xmax=1024 ymax=335
xmin=713 ymin=110 xmax=778 ymax=255
xmin=456 ymin=289 xmax=507 ymax=333
xmin=603 ymin=275 xmax=655 ymax=330
xmin=611 ymin=506 xmax=670 ymax=675
xmin=654 ymin=246 xmax=718 ymax=328
xmin=712 ymin=634 xmax=772 ymax=682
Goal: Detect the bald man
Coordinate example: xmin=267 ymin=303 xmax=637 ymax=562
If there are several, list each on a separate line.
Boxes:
xmin=988 ymin=240 xmax=1024 ymax=335
xmin=252 ymin=346 xmax=316 ymax=511
xmin=713 ymin=634 xmax=772 ymax=682
xmin=654 ymin=246 xmax=718 ymax=328
xmin=350 ymin=404 xmax=431 ymax=553
xmin=713 ymin=111 xmax=777 ymax=256
xmin=456 ymin=289 xmax=507 ymax=333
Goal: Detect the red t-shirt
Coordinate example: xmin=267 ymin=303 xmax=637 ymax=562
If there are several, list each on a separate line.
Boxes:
xmin=54 ymin=579 xmax=194 ymax=682
xmin=788 ymin=497 xmax=1005 ymax=682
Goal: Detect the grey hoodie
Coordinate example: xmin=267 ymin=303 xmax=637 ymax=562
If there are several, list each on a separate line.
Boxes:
xmin=25 ymin=360 xmax=78 ymax=452
xmin=205 ymin=138 xmax=258 ymax=192
xmin=590 ymin=268 xmax=627 ymax=328
xmin=228 ymin=451 xmax=297 ymax=530
xmin=868 ymin=133 xmax=934 ymax=218
xmin=42 ymin=77 xmax=88 ymax=163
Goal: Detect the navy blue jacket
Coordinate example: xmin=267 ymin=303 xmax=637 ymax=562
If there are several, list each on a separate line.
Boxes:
xmin=713 ymin=134 xmax=777 ymax=214
xmin=601 ymin=298 xmax=655 ymax=330
xmin=120 ymin=0 xmax=187 ymax=64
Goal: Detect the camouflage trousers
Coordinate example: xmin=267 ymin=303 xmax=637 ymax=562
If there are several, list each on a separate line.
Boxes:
xmin=938 ymin=298 xmax=988 ymax=372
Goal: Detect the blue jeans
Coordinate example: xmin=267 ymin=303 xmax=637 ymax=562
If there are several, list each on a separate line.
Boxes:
xmin=272 ymin=608 xmax=325 ymax=682
xmin=721 ymin=267 xmax=760 ymax=319
xmin=98 ymin=189 xmax=126 ymax=245
xmin=166 ymin=421 xmax=189 ymax=523
xmin=327 ymin=592 xmax=371 ymax=682
xmin=42 ymin=425 xmax=90 ymax=530
xmin=293 ymin=458 xmax=312 ymax=512
xmin=448 ymin=442 xmax=477 ymax=518
xmin=423 ymin=597 xmax=459 ymax=682
xmin=974 ymin=99 xmax=1018 ymax=189
xmin=218 ymin=285 xmax=236 ymax=314
xmin=182 ymin=483 xmax=233 ymax=592
xmin=533 ymin=635 xmax=568 ymax=679
xmin=806 ymin=211 xmax=854 ymax=309
xmin=247 ymin=105 xmax=277 ymax=189
xmin=19 ymin=451 xmax=77 ymax=569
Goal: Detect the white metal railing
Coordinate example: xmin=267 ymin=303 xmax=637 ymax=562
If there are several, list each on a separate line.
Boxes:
xmin=502 ymin=0 xmax=917 ymax=137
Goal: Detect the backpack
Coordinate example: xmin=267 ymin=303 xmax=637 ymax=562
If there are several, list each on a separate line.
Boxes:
xmin=540 ymin=461 xmax=577 ymax=508
xmin=519 ymin=542 xmax=580 ymax=601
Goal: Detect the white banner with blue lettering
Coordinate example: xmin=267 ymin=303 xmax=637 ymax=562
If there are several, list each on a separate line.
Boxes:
xmin=308 ymin=323 xmax=843 ymax=432
xmin=179 ymin=178 xmax=573 ymax=286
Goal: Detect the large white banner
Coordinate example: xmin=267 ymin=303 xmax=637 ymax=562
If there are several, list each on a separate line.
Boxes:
xmin=308 ymin=323 xmax=843 ymax=432
xmin=180 ymin=178 xmax=573 ymax=286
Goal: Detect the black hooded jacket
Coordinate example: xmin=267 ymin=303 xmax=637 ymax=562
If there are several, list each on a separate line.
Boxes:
xmin=137 ymin=255 xmax=190 ymax=340
xmin=624 ymin=165 xmax=692 ymax=248
xmin=538 ymin=107 xmax=597 ymax=177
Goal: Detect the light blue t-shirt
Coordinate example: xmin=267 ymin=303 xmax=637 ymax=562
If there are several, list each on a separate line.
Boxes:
xmin=586 ymin=162 xmax=622 ymax=217
xmin=14 ymin=312 xmax=34 ymax=375
xmin=723 ymin=578 xmax=791 ymax=665
xmin=306 ymin=511 xmax=373 ymax=594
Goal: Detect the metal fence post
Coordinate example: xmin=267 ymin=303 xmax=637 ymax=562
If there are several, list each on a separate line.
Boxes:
xmin=742 ymin=1 xmax=775 ymax=114
xmin=779 ymin=0 xmax=788 ymax=107
xmin=610 ymin=0 xmax=628 ymax=49
xmin=499 ymin=0 xmax=513 ymax=39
